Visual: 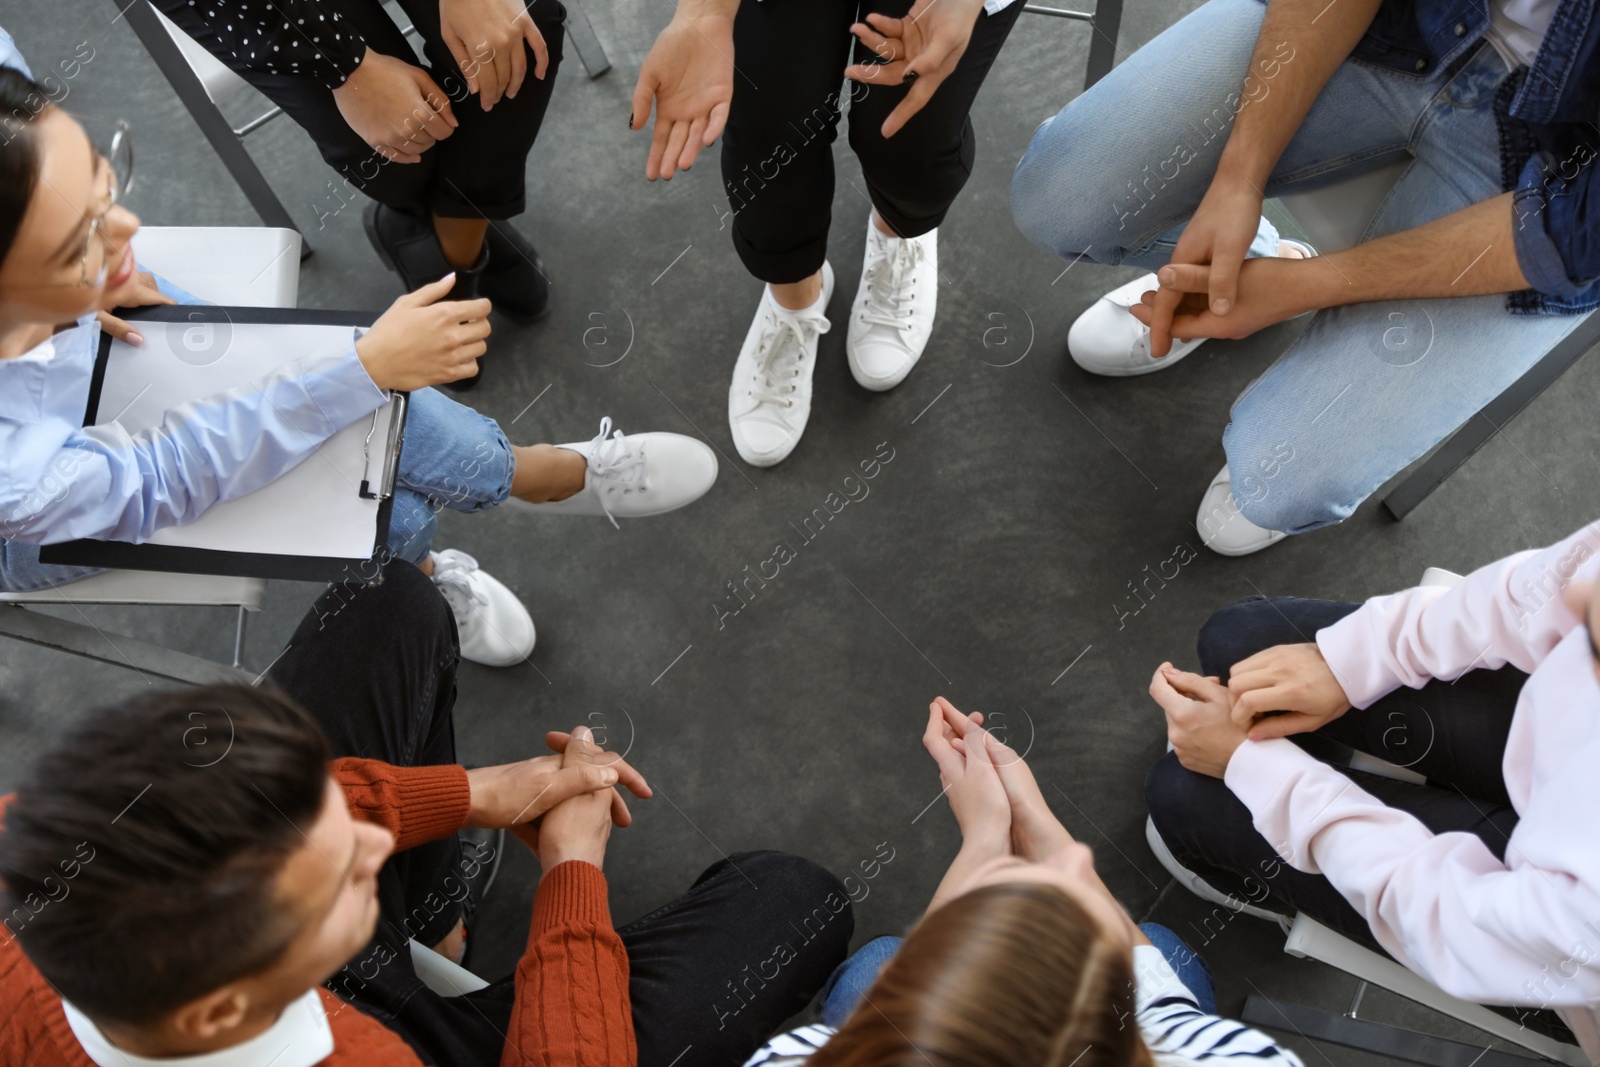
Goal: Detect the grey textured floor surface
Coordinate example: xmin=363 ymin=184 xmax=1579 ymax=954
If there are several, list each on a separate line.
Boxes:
xmin=5 ymin=3 xmax=1599 ymax=1065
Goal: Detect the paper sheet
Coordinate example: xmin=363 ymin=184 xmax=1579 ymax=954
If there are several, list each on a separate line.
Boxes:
xmin=95 ymin=321 xmax=396 ymax=560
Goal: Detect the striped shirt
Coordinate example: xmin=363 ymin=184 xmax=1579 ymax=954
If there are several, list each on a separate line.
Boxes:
xmin=742 ymin=945 xmax=1304 ymax=1067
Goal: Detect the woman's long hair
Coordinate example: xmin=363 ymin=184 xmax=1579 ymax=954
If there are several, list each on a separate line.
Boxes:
xmin=0 ymin=67 xmax=48 ymax=267
xmin=810 ymin=882 xmax=1154 ymax=1067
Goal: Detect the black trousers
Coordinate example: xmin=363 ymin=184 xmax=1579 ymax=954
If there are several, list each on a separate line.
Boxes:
xmin=267 ymin=563 xmax=852 ymax=1066
xmin=721 ymin=0 xmax=1023 ymax=283
xmin=222 ymin=0 xmax=565 ymax=221
xmin=1146 ymin=595 xmax=1526 ymax=951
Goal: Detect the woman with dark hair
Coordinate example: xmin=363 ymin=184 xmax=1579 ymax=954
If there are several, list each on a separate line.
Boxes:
xmin=743 ymin=698 xmax=1305 ymax=1067
xmin=0 ymin=52 xmax=718 ymax=666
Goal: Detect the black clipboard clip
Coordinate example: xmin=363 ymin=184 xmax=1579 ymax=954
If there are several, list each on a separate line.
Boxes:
xmin=359 ymin=392 xmax=408 ymax=501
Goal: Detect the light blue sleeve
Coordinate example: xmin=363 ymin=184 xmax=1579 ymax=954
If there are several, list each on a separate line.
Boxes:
xmin=0 ymin=343 xmax=388 ymax=545
xmin=0 ymin=25 xmax=34 ymax=78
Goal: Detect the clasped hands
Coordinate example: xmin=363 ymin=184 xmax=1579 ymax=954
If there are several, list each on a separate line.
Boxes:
xmin=1150 ymin=643 xmax=1354 ymax=778
xmin=463 ymin=725 xmax=651 ymax=873
xmin=1129 ymin=177 xmax=1328 ymax=358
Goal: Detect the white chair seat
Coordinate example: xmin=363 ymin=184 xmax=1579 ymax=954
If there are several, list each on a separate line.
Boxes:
xmin=1277 ymin=159 xmax=1410 ymax=254
xmin=0 ymin=570 xmax=264 ymax=609
xmin=132 ymin=226 xmax=301 ymax=308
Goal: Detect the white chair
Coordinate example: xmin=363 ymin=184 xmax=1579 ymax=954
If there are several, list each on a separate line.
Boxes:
xmin=115 ymin=0 xmax=613 ymax=245
xmin=0 ymin=226 xmax=302 ymax=687
xmin=1275 ymin=162 xmax=1598 ymax=521
xmin=1146 ymin=567 xmax=1586 ymax=1067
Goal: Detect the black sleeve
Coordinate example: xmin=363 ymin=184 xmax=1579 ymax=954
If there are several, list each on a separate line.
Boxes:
xmin=149 ymin=0 xmax=369 ymax=90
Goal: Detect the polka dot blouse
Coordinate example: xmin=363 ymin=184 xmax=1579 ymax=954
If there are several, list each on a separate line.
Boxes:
xmin=152 ymin=0 xmax=369 ymax=90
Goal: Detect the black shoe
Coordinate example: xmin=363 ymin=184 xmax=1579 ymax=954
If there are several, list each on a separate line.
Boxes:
xmin=455 ymin=826 xmax=504 ymax=972
xmin=363 ymin=202 xmax=490 ymax=389
xmin=481 ymin=220 xmax=552 ymax=324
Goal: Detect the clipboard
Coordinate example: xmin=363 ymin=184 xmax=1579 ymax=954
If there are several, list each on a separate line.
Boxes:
xmin=40 ymin=305 xmax=409 ymax=583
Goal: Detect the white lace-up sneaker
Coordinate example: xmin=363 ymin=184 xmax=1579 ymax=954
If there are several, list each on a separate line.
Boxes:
xmin=846 ymin=218 xmax=936 ymax=391
xmin=429 ymin=549 xmax=536 ymax=668
xmin=728 ymin=262 xmax=835 ymax=467
xmin=509 ymin=417 xmax=717 ymax=527
xmin=1070 ymin=240 xmax=1316 ymax=377
xmin=1195 ymin=467 xmax=1288 ymax=557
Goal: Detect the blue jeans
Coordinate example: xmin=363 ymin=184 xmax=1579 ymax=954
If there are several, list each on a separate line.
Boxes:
xmin=1010 ymin=0 xmax=1587 ymax=535
xmin=819 ymin=924 xmax=1216 ymax=1025
xmin=0 ymin=387 xmax=513 ymax=591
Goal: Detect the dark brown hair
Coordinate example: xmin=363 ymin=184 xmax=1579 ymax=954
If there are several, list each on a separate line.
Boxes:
xmin=0 ymin=685 xmax=330 ymax=1025
xmin=811 ymin=882 xmax=1152 ymax=1067
xmin=0 ymin=66 xmax=48 ymax=267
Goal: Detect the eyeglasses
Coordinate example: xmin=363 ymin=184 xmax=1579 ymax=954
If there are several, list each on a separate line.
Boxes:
xmin=79 ymin=121 xmax=134 ymax=288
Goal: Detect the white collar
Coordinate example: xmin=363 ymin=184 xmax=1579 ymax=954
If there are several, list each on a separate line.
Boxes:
xmin=61 ymin=989 xmax=334 ymax=1067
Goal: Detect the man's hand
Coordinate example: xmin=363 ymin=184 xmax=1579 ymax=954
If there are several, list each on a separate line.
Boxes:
xmin=357 ymin=274 xmax=493 ymax=390
xmin=1142 ymin=179 xmax=1264 ymax=356
xmin=630 ymin=14 xmax=735 ymax=181
xmin=843 ymin=0 xmax=986 ymax=138
xmin=534 ymin=726 xmax=622 ymax=872
xmin=1130 ymin=255 xmax=1319 ymax=346
xmin=439 ymin=0 xmax=548 ymax=112
xmin=98 ymin=270 xmax=175 ymax=347
xmin=333 ymin=49 xmax=457 ymax=163
xmin=465 ymin=736 xmax=649 ymax=831
xmin=1150 ymin=662 xmax=1250 ymax=778
xmin=1228 ymin=642 xmax=1353 ymax=741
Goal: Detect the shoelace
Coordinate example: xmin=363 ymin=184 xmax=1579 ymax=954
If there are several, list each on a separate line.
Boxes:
xmin=743 ymin=304 xmax=831 ymax=419
xmin=430 ymin=550 xmax=488 ymax=622
xmin=583 ymin=416 xmax=648 ymax=530
xmin=859 ymin=235 xmax=925 ymax=334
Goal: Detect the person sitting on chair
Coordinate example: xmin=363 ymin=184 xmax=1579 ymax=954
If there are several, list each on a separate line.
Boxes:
xmin=0 ymin=61 xmax=719 ymax=667
xmin=151 ymin=0 xmax=563 ymax=388
xmin=1145 ymin=519 xmax=1600 ymax=1056
xmin=743 ymin=698 xmax=1304 ymax=1067
xmin=0 ymin=559 xmax=853 ymax=1067
xmin=1010 ymin=0 xmax=1599 ymax=556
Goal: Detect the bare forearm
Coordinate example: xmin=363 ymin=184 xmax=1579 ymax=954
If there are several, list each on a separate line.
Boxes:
xmin=673 ymin=0 xmax=738 ymax=14
xmin=1301 ymin=192 xmax=1529 ymax=309
xmin=1217 ymin=0 xmax=1383 ymax=189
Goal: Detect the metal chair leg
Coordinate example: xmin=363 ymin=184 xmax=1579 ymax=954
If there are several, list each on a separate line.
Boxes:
xmin=563 ymin=0 xmax=611 ymax=79
xmin=116 ymin=0 xmax=310 ymax=247
xmin=232 ymin=605 xmax=249 ymax=670
xmin=1383 ymin=312 xmax=1599 ymax=520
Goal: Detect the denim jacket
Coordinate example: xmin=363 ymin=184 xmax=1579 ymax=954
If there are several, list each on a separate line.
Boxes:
xmin=1352 ymin=0 xmax=1600 ymax=314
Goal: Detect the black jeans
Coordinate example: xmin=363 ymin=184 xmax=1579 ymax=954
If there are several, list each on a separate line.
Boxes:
xmin=204 ymin=0 xmax=564 ymax=220
xmin=721 ymin=0 xmax=1023 ymax=283
xmin=267 ymin=563 xmax=853 ymax=1066
xmin=1146 ymin=595 xmax=1526 ymax=951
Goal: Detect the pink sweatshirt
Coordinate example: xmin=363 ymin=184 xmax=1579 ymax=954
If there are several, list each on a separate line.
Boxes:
xmin=1224 ymin=521 xmax=1600 ymax=1060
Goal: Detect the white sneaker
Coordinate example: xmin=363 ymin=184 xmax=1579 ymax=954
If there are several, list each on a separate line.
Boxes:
xmin=429 ymin=549 xmax=536 ymax=668
xmin=728 ymin=263 xmax=834 ymax=467
xmin=846 ymin=219 xmax=936 ymax=391
xmin=509 ymin=417 xmax=718 ymax=528
xmin=1068 ymin=272 xmax=1207 ymax=376
xmin=1069 ymin=240 xmax=1316 ymax=377
xmin=1195 ymin=467 xmax=1287 ymax=557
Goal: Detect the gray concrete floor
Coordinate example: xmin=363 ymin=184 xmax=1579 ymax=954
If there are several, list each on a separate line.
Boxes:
xmin=6 ymin=2 xmax=1600 ymax=1064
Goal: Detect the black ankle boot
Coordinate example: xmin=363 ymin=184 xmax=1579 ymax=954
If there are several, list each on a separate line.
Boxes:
xmin=480 ymin=220 xmax=552 ymax=324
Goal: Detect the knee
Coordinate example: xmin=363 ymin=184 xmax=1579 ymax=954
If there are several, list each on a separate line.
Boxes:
xmin=1194 ymin=597 xmax=1277 ymax=678
xmin=1009 ymin=110 xmax=1116 ymax=258
xmin=732 ymin=851 xmax=854 ymax=951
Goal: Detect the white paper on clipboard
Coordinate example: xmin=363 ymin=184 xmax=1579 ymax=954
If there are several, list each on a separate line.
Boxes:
xmin=93 ymin=321 xmax=400 ymax=561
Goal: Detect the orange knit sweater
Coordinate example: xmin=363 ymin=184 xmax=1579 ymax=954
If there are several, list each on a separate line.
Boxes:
xmin=0 ymin=758 xmax=636 ymax=1067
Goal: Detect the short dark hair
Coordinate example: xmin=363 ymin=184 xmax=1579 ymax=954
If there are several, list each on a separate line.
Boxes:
xmin=0 ymin=685 xmax=331 ymax=1026
xmin=0 ymin=66 xmax=49 ymax=267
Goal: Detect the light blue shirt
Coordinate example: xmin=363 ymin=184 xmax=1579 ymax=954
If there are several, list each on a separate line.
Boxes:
xmin=0 ymin=284 xmax=386 ymax=546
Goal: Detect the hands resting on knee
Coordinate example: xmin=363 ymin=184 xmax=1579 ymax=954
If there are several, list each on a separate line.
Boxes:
xmin=1150 ymin=644 xmax=1354 ymax=778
